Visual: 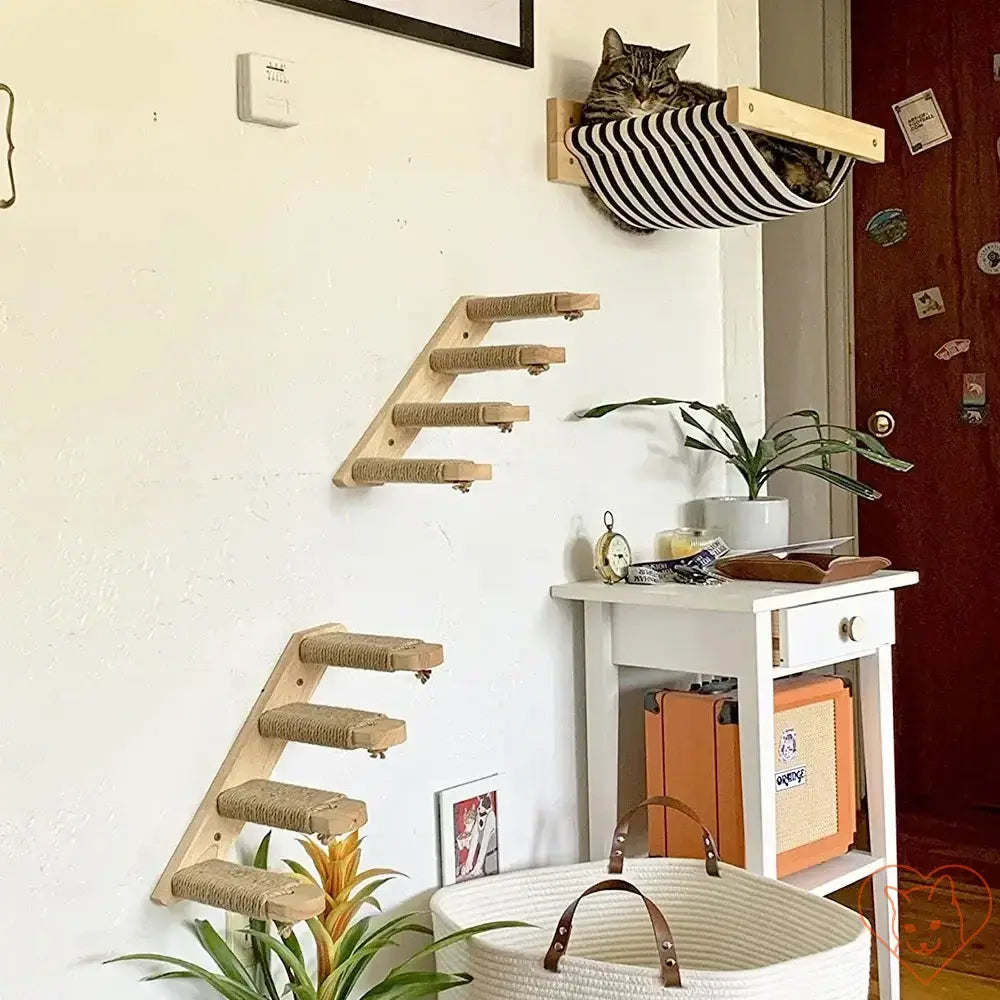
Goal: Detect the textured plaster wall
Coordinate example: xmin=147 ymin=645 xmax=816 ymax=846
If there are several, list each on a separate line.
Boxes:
xmin=0 ymin=1 xmax=756 ymax=996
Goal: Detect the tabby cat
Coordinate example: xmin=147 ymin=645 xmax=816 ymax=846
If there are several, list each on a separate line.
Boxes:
xmin=581 ymin=29 xmax=833 ymax=233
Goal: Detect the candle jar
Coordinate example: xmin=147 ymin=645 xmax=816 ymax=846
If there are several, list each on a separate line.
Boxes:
xmin=655 ymin=527 xmax=714 ymax=561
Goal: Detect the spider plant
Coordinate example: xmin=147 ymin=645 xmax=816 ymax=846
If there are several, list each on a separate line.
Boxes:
xmin=576 ymin=398 xmax=912 ymax=500
xmin=108 ymin=832 xmax=528 ymax=1000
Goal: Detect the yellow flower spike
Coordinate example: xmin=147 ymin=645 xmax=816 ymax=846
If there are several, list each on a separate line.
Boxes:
xmin=298 ymin=837 xmax=331 ymax=883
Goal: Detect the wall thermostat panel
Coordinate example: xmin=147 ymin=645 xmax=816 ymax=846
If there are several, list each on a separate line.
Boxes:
xmin=237 ymin=53 xmax=298 ymax=128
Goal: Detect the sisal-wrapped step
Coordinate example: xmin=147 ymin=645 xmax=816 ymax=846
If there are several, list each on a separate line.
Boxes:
xmin=299 ymin=631 xmax=444 ymax=674
xmin=217 ymin=779 xmax=368 ymax=838
xmin=348 ymin=458 xmax=491 ymax=491
xmin=171 ymin=859 xmax=325 ymax=922
xmin=465 ymin=292 xmax=600 ymax=323
xmin=260 ymin=703 xmax=406 ymax=755
xmin=429 ymin=345 xmax=565 ymax=376
xmin=391 ymin=401 xmax=529 ymax=431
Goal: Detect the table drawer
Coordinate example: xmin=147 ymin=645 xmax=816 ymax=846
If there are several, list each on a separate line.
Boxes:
xmin=772 ymin=590 xmax=895 ymax=669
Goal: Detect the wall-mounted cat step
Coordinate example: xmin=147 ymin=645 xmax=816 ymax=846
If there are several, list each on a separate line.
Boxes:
xmin=428 ymin=346 xmax=565 ymax=376
xmin=392 ymin=403 xmax=530 ymax=431
xmin=334 ymin=291 xmax=599 ymax=492
xmin=152 ymin=623 xmax=442 ymax=921
xmin=546 ymin=88 xmax=884 ymax=231
xmin=171 ymin=860 xmax=326 ymax=923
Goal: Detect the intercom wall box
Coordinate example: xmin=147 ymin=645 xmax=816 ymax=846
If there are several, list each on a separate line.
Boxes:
xmin=237 ymin=53 xmax=298 ymax=128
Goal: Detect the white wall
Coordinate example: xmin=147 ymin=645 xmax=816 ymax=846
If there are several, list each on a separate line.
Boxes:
xmin=0 ymin=2 xmax=756 ymax=996
xmin=760 ymin=0 xmax=832 ymax=540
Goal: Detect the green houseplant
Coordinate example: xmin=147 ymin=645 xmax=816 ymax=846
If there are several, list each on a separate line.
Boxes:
xmin=108 ymin=831 xmax=527 ymax=1000
xmin=577 ymin=398 xmax=912 ymax=549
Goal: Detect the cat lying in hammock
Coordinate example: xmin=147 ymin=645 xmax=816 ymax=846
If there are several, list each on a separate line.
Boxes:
xmin=581 ymin=29 xmax=833 ymax=233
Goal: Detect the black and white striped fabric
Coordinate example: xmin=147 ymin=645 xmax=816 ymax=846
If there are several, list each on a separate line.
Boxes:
xmin=565 ymin=100 xmax=854 ymax=231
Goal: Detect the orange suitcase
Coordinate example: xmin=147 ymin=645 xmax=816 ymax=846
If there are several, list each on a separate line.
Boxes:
xmin=644 ymin=675 xmax=856 ymax=878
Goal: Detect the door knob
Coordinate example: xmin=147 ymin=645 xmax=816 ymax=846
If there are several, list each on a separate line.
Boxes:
xmin=867 ymin=410 xmax=895 ymax=438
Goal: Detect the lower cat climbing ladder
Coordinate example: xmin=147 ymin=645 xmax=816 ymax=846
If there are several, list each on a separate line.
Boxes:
xmin=335 ymin=291 xmax=600 ymax=491
xmin=546 ymin=87 xmax=885 ymax=230
xmin=151 ymin=623 xmax=443 ymax=923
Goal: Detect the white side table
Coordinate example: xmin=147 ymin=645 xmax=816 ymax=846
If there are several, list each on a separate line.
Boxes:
xmin=552 ymin=570 xmax=918 ymax=1000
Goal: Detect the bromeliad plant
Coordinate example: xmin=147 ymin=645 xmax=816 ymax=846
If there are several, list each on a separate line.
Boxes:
xmin=577 ymin=398 xmax=913 ymax=500
xmin=109 ymin=831 xmax=526 ymax=1000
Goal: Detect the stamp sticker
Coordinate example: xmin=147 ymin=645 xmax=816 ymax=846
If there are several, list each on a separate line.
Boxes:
xmin=893 ymin=89 xmax=952 ymax=155
xmin=977 ymin=242 xmax=1000 ymax=275
xmin=913 ymin=286 xmax=945 ymax=319
xmin=778 ymin=727 xmax=798 ymax=763
xmin=964 ymin=373 xmax=987 ymax=407
xmin=936 ymin=339 xmax=971 ymax=361
xmin=866 ymin=208 xmax=909 ymax=247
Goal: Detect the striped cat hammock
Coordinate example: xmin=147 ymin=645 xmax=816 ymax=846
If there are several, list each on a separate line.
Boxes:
xmin=546 ymin=88 xmax=885 ymax=232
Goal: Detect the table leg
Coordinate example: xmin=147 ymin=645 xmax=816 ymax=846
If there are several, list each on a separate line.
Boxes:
xmin=738 ymin=612 xmax=778 ymax=879
xmin=860 ymin=646 xmax=900 ymax=1000
xmin=583 ymin=601 xmax=618 ymax=861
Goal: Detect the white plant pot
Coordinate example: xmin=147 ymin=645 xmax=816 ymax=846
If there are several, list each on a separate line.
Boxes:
xmin=700 ymin=496 xmax=790 ymax=552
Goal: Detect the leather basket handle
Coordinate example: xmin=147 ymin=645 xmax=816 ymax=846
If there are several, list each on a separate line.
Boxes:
xmin=610 ymin=796 xmax=721 ymax=878
xmin=543 ymin=878 xmax=682 ymax=988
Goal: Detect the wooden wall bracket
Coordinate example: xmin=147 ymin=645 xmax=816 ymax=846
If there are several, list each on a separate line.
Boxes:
xmin=334 ymin=292 xmax=600 ymax=491
xmin=151 ymin=624 xmax=443 ymax=920
xmin=546 ymin=87 xmax=885 ymax=187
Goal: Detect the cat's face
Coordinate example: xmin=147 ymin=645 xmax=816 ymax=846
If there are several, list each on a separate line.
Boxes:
xmin=586 ymin=28 xmax=690 ymax=119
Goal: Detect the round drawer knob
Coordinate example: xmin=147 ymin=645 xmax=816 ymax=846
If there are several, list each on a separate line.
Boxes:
xmin=841 ymin=616 xmax=866 ymax=642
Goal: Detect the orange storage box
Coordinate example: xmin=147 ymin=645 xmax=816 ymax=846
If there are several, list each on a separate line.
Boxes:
xmin=645 ymin=676 xmax=856 ymax=878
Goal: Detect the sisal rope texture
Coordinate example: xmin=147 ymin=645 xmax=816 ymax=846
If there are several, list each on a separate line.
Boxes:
xmin=260 ymin=703 xmax=386 ymax=750
xmin=466 ymin=293 xmax=568 ymax=322
xmin=300 ymin=631 xmax=419 ymax=670
xmin=429 ymin=346 xmax=540 ymax=373
xmin=217 ymin=779 xmax=345 ymax=834
xmin=172 ymin=859 xmax=297 ymax=921
xmin=392 ymin=402 xmax=511 ymax=427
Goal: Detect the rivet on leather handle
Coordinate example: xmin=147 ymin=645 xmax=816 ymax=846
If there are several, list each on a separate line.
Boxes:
xmin=609 ymin=796 xmax=721 ymax=877
xmin=543 ymin=879 xmax=682 ymax=989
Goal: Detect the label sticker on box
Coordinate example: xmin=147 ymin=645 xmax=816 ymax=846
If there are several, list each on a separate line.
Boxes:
xmin=776 ymin=767 xmax=807 ymax=791
xmin=893 ymin=89 xmax=952 ymax=154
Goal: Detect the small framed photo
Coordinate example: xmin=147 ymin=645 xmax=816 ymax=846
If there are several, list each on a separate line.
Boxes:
xmin=437 ymin=774 xmax=505 ymax=885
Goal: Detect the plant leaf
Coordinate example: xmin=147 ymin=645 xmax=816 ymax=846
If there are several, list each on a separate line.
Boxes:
xmin=105 ymin=954 xmax=264 ymax=1000
xmin=241 ymin=930 xmax=317 ymax=1000
xmin=390 ymin=921 xmax=533 ymax=974
xmin=195 ymin=920 xmax=257 ymax=990
xmin=283 ymin=859 xmax=322 ymax=890
xmin=786 ymin=464 xmax=882 ymax=500
xmin=358 ymin=971 xmax=474 ymax=1000
xmin=574 ymin=397 xmax=689 ymax=420
xmin=141 ymin=971 xmax=199 ymax=982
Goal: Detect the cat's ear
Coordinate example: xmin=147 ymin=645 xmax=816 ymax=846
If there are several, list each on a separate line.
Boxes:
xmin=602 ymin=28 xmax=626 ymax=63
xmin=663 ymin=43 xmax=691 ymax=70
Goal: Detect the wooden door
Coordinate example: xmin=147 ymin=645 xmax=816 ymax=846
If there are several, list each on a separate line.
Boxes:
xmin=852 ymin=1 xmax=1000 ymax=830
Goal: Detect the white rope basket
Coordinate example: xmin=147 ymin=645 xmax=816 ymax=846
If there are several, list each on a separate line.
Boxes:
xmin=431 ymin=798 xmax=870 ymax=999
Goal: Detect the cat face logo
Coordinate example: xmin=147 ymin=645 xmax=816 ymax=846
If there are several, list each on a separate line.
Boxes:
xmin=859 ymin=866 xmax=994 ymax=984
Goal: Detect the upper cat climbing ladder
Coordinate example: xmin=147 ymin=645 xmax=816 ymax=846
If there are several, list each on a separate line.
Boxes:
xmin=546 ymin=88 xmax=885 ymax=230
xmin=335 ymin=291 xmax=599 ymax=491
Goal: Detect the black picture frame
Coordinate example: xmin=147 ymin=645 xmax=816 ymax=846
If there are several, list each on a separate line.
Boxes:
xmin=264 ymin=0 xmax=534 ymax=69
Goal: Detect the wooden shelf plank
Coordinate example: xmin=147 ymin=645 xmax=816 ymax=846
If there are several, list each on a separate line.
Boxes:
xmin=726 ymin=86 xmax=886 ymax=163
